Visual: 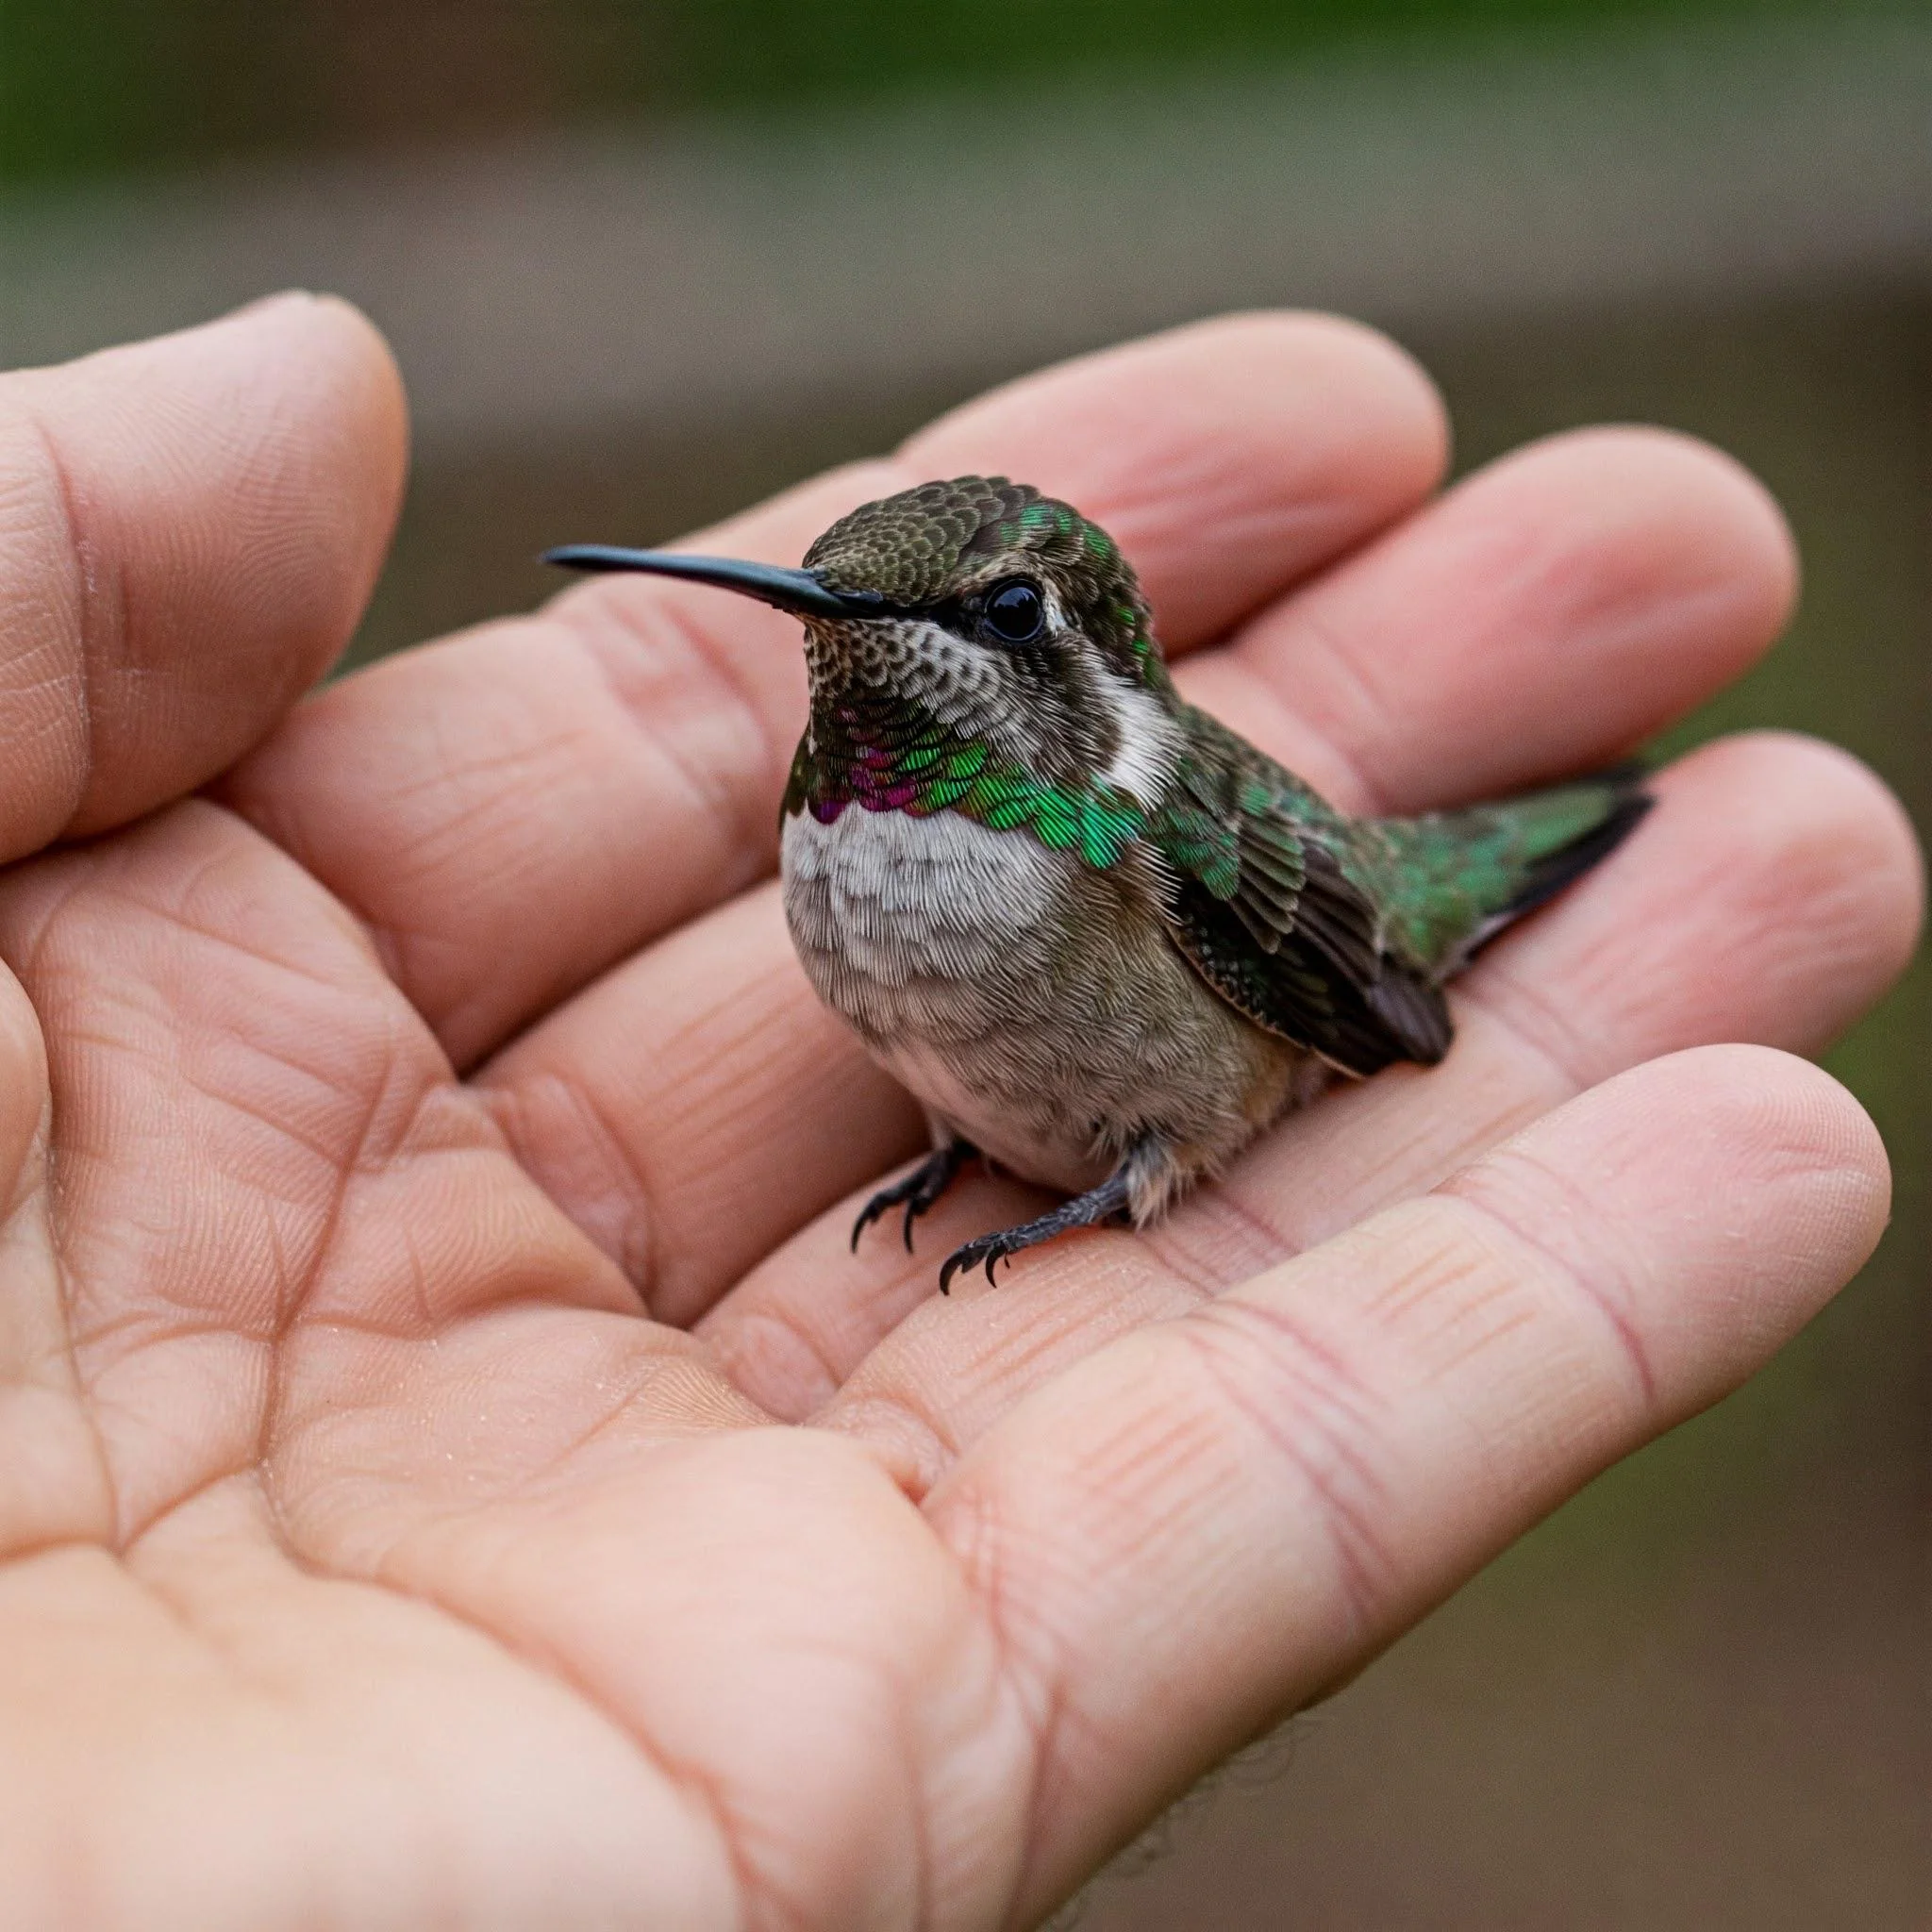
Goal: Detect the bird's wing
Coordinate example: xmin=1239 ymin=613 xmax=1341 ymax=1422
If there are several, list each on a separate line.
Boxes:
xmin=1147 ymin=707 xmax=1451 ymax=1074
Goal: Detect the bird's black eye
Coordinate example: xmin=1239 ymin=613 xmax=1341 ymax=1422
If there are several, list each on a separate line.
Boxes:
xmin=980 ymin=577 xmax=1045 ymax=645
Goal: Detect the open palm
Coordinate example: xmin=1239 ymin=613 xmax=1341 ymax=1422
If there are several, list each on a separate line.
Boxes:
xmin=0 ymin=296 xmax=1915 ymax=1930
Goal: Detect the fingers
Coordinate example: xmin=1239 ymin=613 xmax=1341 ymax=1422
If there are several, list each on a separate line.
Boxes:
xmin=923 ymin=1046 xmax=1890 ymax=1920
xmin=703 ymin=731 xmax=1919 ymax=1428
xmin=221 ymin=312 xmax=1448 ymax=1067
xmin=0 ymin=294 xmax=406 ymax=856
xmin=472 ymin=419 xmax=1814 ymax=1324
xmin=1179 ymin=425 xmax=1798 ymax=810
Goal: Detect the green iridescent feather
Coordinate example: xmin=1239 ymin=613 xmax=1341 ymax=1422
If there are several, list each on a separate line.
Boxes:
xmin=784 ymin=735 xmax=1147 ymax=872
xmin=1145 ymin=707 xmax=1649 ymax=1072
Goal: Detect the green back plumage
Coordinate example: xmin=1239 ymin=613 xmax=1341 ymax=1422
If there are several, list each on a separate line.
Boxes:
xmin=1147 ymin=707 xmax=1650 ymax=1074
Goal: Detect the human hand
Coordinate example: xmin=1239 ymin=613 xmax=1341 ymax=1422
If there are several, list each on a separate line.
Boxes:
xmin=0 ymin=296 xmax=1916 ymax=1928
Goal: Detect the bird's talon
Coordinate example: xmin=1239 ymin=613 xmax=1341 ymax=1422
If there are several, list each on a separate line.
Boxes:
xmin=854 ymin=1142 xmax=976 ymax=1259
xmin=848 ymin=1200 xmax=882 ymax=1253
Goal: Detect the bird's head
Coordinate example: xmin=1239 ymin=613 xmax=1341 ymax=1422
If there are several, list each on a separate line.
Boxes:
xmin=548 ymin=476 xmax=1180 ymax=802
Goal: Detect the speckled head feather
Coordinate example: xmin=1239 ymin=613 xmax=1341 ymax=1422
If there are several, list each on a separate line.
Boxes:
xmin=806 ymin=475 xmax=1166 ymax=689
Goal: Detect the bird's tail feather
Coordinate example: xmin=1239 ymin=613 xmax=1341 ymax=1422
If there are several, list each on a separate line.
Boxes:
xmin=1377 ymin=764 xmax=1654 ymax=975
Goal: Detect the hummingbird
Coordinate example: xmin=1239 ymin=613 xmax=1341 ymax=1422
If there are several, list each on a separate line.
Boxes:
xmin=548 ymin=476 xmax=1649 ymax=1291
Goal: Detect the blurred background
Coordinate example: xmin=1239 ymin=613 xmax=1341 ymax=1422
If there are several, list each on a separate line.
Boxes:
xmin=2 ymin=2 xmax=1926 ymax=1924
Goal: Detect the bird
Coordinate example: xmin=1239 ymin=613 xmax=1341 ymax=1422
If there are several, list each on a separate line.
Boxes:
xmin=547 ymin=475 xmax=1650 ymax=1291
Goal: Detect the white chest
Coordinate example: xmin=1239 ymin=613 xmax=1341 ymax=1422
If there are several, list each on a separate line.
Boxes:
xmin=780 ymin=803 xmax=1065 ymax=990
xmin=778 ymin=802 xmax=1301 ymax=1195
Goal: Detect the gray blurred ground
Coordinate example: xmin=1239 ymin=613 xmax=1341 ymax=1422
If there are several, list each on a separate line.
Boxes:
xmin=5 ymin=9 xmax=1928 ymax=1926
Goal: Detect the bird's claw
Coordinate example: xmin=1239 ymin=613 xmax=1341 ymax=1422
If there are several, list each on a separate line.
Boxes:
xmin=937 ymin=1233 xmax=1017 ymax=1294
xmin=851 ymin=1144 xmax=974 ymax=1255
xmin=848 ymin=1191 xmax=892 ymax=1253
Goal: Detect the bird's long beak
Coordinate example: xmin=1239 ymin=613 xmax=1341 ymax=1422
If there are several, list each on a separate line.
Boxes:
xmin=543 ymin=544 xmax=887 ymax=621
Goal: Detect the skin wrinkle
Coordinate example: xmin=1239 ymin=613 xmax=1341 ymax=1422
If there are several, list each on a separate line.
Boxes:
xmin=102 ymin=1533 xmax=258 ymax=1684
xmin=1242 ymin=597 xmax=1392 ymax=817
xmin=371 ymin=920 xmax=476 ymax=1065
xmin=122 ymin=1499 xmax=741 ymax=1930
xmin=45 ymin=1227 xmax=119 ymax=1564
xmin=43 ymin=840 xmax=457 ymax=1530
xmin=86 ymin=982 xmax=423 ymax=1319
xmin=244 ymin=1028 xmax=421 ymax=1507
xmin=1451 ymin=966 xmax=1609 ymax=1096
xmin=75 ymin=851 xmax=375 ymax=1004
xmin=557 ymin=593 xmax=791 ymax=893
xmin=916 ymin=1279 xmax=1138 ymax=1422
xmin=654 ymin=944 xmax=815 ymax=1070
xmin=1432 ymin=1182 xmax=1658 ymax=1411
xmin=1148 ymin=1174 xmax=1306 ymax=1295
xmin=822 ymin=1392 xmax=961 ymax=1506
xmin=931 ymin=1478 xmax=1059 ymax=1932
xmin=69 ymin=1305 xmax=276 ymax=1365
xmin=513 ymin=1342 xmax=765 ymax=1488
xmin=125 ymin=1460 xmax=279 ymax=1574
xmin=718 ymin=1307 xmax=848 ymax=1421
xmin=165 ymin=1054 xmax=396 ymax=1203
xmin=254 ymin=1291 xmax=631 ymax=1357
xmin=0 ymin=882 xmax=130 ymax=1554
xmin=482 ymin=1073 xmax=658 ymax=1307
xmin=1057 ymin=1405 xmax=1233 ymax=1577
xmin=364 ymin=716 xmax=586 ymax=826
xmin=0 ymin=1267 xmax=73 ymax=1395
xmin=1358 ymin=1241 xmax=1544 ymax=1380
xmin=16 ymin=408 xmax=95 ymax=844
xmin=0 ymin=1097 xmax=113 ymax=1560
xmin=1171 ymin=1299 xmax=1398 ymax=1641
xmin=631 ymin=957 xmax=820 ymax=1121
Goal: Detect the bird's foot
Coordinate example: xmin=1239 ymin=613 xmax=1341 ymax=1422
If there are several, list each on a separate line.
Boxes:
xmin=938 ymin=1166 xmax=1134 ymax=1293
xmin=851 ymin=1141 xmax=978 ymax=1254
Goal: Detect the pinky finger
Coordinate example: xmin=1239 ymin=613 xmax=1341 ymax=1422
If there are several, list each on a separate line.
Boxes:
xmin=923 ymin=1045 xmax=1890 ymax=1924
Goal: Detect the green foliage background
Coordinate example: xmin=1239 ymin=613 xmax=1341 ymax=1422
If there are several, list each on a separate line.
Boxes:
xmin=0 ymin=0 xmax=1836 ymax=185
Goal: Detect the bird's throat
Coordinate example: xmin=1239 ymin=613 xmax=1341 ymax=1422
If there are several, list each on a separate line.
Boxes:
xmin=783 ymin=712 xmax=1147 ymax=872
